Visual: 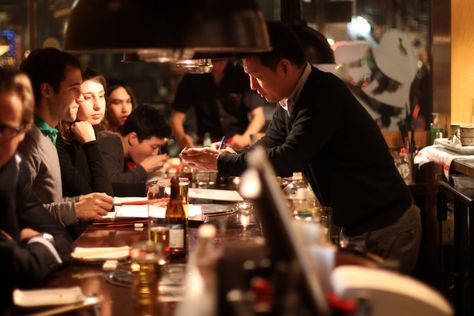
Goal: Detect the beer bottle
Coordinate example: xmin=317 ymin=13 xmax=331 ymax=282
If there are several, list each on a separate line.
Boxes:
xmin=165 ymin=176 xmax=187 ymax=258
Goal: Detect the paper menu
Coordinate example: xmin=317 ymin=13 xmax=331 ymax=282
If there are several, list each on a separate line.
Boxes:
xmin=188 ymin=188 xmax=243 ymax=201
xmin=104 ymin=203 xmax=203 ymax=221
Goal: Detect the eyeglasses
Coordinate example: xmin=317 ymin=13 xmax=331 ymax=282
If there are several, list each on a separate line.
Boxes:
xmin=0 ymin=123 xmax=23 ymax=141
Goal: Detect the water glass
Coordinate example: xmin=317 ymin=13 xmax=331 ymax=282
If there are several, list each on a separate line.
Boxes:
xmin=195 ymin=171 xmax=211 ymax=189
xmin=235 ymin=201 xmax=253 ymax=229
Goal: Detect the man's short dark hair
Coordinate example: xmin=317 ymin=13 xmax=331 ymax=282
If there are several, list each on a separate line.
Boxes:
xmin=19 ymin=47 xmax=82 ymax=106
xmin=120 ymin=104 xmax=171 ymax=141
xmin=242 ymin=21 xmax=307 ymax=70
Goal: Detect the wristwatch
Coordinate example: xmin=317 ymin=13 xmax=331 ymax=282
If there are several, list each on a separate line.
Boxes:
xmin=41 ymin=233 xmax=55 ymax=245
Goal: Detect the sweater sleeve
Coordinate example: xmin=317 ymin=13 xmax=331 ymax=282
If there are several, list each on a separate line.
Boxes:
xmin=98 ymin=133 xmax=148 ymax=184
xmin=218 ymin=106 xmax=291 ymax=177
xmin=57 ymin=138 xmax=114 ymax=196
xmin=56 ymin=138 xmax=92 ymax=196
xmin=0 ymin=239 xmax=63 ymax=289
xmin=82 ymin=141 xmax=113 ymax=195
xmin=42 ymin=201 xmax=78 ymax=227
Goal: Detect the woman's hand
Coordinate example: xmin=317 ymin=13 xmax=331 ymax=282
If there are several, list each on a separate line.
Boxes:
xmin=71 ymin=121 xmax=96 ymax=143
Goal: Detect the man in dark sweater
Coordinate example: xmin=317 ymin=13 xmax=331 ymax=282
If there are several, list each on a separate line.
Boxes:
xmin=181 ymin=21 xmax=421 ymax=273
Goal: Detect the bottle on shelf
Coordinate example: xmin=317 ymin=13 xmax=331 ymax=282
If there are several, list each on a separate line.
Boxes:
xmin=165 ymin=176 xmax=188 ymax=258
xmin=396 ymin=147 xmax=413 ymax=185
xmin=430 ymin=112 xmax=445 ymax=144
xmin=202 ymin=132 xmax=212 ymax=147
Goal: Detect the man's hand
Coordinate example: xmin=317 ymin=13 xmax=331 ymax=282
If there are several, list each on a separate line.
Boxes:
xmin=20 ymin=228 xmax=41 ymax=241
xmin=209 ymin=142 xmax=237 ymax=154
xmin=71 ymin=121 xmax=96 ymax=143
xmin=180 ymin=147 xmax=220 ymax=172
xmin=140 ymin=154 xmax=169 ymax=173
xmin=228 ymin=134 xmax=250 ymax=150
xmin=75 ymin=192 xmax=113 ymax=220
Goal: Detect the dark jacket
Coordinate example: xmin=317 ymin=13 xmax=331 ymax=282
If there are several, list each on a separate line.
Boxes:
xmin=0 ymin=155 xmax=73 ymax=310
xmin=97 ymin=131 xmax=147 ymax=196
xmin=218 ymin=67 xmax=412 ymax=235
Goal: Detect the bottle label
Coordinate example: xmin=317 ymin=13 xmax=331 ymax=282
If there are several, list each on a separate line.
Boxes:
xmin=168 ymin=224 xmax=185 ymax=248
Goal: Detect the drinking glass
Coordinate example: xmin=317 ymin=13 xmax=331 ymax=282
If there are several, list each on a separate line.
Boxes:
xmin=130 ymin=240 xmax=161 ymax=314
xmin=195 ymin=171 xmax=210 ymax=189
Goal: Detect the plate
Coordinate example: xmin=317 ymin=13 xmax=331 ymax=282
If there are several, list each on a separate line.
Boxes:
xmin=434 ymin=138 xmax=474 ymax=155
xmin=13 ymin=287 xmax=85 ymax=307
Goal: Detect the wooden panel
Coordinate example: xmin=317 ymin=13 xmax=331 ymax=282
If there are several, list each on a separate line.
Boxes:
xmin=451 ymin=0 xmax=474 ymax=124
xmin=382 ymin=131 xmax=429 ymax=149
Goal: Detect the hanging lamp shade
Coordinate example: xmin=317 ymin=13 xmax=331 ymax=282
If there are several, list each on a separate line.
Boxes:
xmin=64 ymin=0 xmax=270 ymax=56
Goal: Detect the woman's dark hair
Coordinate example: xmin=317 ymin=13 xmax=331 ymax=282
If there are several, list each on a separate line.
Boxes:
xmin=106 ymin=79 xmax=136 ymax=107
xmin=119 ymin=104 xmax=171 ymax=141
xmin=82 ymin=68 xmax=107 ymax=92
xmin=103 ymin=78 xmax=137 ymax=131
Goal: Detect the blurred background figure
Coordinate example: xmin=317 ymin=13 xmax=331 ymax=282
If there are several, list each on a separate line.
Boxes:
xmin=57 ymin=68 xmax=113 ymax=197
xmin=171 ymin=59 xmax=266 ymax=150
xmin=103 ymin=79 xmax=137 ymax=132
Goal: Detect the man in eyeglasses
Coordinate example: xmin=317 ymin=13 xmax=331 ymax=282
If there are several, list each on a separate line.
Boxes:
xmin=0 ymin=68 xmax=72 ymax=311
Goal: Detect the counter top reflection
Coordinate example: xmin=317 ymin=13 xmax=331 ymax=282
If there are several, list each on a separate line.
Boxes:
xmin=25 ymin=217 xmax=260 ymax=316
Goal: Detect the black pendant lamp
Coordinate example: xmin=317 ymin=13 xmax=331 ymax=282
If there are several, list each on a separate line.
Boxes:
xmin=64 ymin=0 xmax=270 ymax=58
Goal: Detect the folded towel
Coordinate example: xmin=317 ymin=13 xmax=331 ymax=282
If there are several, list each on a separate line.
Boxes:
xmin=13 ymin=287 xmax=85 ymax=307
xmin=71 ymin=246 xmax=130 ymax=261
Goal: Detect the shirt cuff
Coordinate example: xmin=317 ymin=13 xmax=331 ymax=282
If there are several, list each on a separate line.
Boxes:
xmin=27 ymin=236 xmax=62 ymax=264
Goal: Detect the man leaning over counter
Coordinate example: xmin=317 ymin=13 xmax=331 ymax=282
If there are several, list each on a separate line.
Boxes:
xmin=181 ymin=21 xmax=421 ymax=274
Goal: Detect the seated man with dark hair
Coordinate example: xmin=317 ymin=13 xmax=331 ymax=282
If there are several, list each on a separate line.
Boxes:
xmin=98 ymin=104 xmax=171 ymax=196
xmin=0 ymin=68 xmax=72 ymax=312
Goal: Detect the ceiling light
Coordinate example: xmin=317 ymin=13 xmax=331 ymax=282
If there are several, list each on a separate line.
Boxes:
xmin=64 ymin=0 xmax=270 ymax=59
xmin=175 ymin=59 xmax=214 ymax=74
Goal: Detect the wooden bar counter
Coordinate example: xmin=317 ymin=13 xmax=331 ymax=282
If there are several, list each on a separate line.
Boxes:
xmin=24 ymin=217 xmax=260 ymax=316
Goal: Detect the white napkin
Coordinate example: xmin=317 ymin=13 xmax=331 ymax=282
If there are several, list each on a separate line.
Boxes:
xmin=414 ymin=145 xmax=474 ymax=178
xmin=13 ymin=287 xmax=85 ymax=307
xmin=71 ymin=246 xmax=130 ymax=261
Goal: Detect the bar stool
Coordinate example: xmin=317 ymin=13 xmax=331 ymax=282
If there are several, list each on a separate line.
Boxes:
xmin=437 ymin=181 xmax=474 ymax=316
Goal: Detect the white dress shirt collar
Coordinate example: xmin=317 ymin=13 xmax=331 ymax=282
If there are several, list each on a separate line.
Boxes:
xmin=278 ymin=62 xmax=312 ymax=115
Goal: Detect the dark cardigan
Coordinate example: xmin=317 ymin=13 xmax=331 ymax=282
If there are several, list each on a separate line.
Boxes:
xmin=56 ymin=127 xmax=113 ymax=197
xmin=218 ymin=67 xmax=412 ymax=235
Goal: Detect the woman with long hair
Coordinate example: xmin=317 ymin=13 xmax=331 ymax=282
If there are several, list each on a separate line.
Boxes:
xmin=56 ymin=68 xmax=113 ymax=197
xmin=103 ymin=79 xmax=137 ymax=132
